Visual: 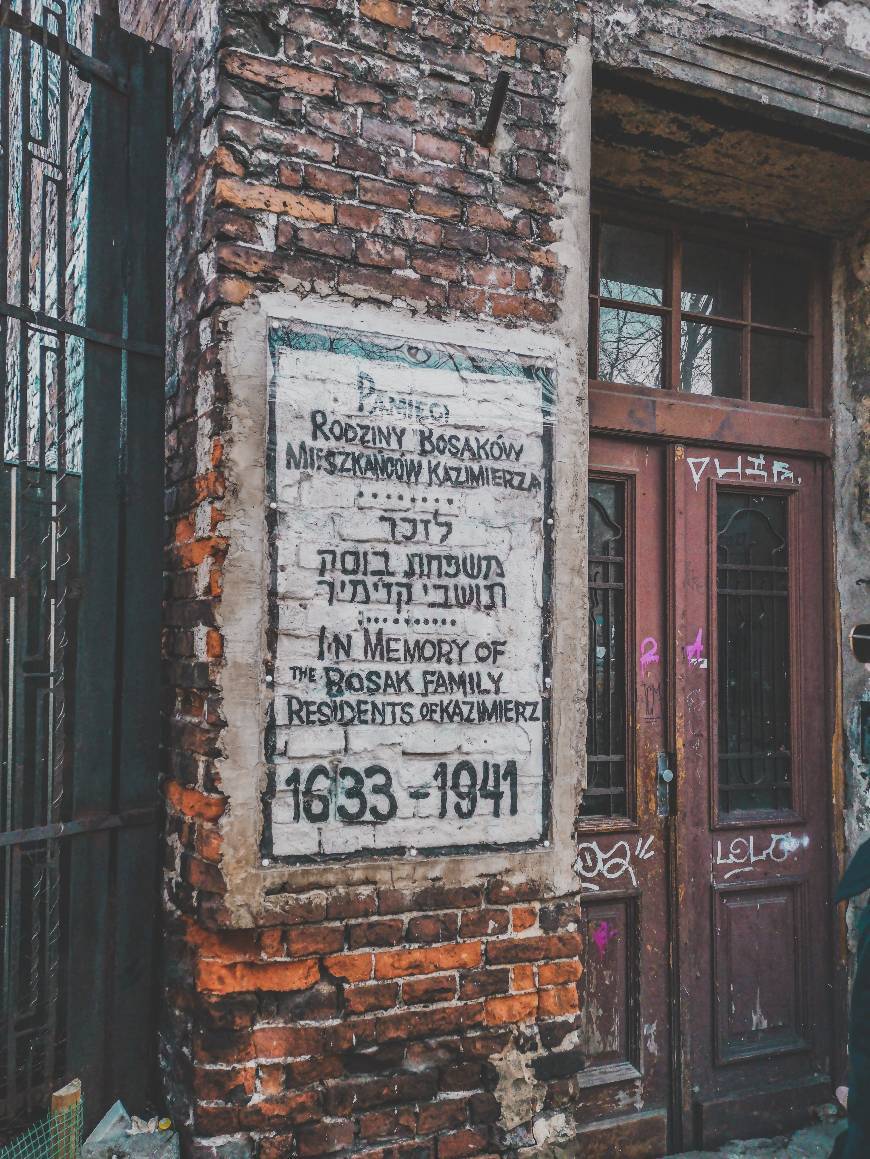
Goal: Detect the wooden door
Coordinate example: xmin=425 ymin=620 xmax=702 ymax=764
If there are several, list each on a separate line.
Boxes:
xmin=581 ymin=439 xmax=835 ymax=1155
xmin=672 ymin=446 xmax=834 ymax=1148
xmin=575 ymin=437 xmax=672 ymax=1156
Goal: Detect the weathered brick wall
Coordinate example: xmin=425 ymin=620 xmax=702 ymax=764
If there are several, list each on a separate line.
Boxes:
xmin=150 ymin=2 xmax=591 ymax=1156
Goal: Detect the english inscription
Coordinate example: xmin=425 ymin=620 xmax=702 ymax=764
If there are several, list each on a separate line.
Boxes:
xmin=264 ymin=323 xmax=554 ymax=859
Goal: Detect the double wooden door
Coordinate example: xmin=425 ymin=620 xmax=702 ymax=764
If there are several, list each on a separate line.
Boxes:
xmin=575 ymin=435 xmax=835 ymax=1155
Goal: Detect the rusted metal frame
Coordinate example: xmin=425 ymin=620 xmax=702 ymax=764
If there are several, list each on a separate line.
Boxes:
xmin=0 ymin=2 xmax=126 ymax=92
xmin=0 ymin=300 xmax=163 ymax=359
xmin=0 ymin=805 xmax=158 ymax=848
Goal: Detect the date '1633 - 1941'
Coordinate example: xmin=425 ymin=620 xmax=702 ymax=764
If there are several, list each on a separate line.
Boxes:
xmin=283 ymin=760 xmax=520 ymax=825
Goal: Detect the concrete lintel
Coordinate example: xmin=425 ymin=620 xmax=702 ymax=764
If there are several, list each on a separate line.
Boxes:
xmin=596 ymin=9 xmax=870 ymax=144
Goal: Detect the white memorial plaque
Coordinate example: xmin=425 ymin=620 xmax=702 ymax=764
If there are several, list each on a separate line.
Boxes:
xmin=263 ymin=322 xmax=554 ymax=860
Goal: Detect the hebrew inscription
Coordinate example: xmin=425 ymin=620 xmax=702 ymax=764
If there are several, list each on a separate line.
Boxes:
xmin=264 ymin=322 xmax=554 ymax=860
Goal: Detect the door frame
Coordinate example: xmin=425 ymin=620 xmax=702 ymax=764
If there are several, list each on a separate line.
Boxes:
xmin=586 ymin=194 xmax=846 ymax=1154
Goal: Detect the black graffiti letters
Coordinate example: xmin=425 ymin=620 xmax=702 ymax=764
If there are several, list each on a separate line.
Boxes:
xmin=418 ymin=429 xmax=523 ymax=463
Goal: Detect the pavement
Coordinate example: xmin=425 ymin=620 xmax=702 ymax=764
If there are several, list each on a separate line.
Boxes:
xmin=665 ymin=1119 xmax=846 ymax=1158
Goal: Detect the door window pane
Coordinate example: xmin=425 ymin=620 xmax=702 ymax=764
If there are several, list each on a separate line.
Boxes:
xmin=599 ymin=307 xmax=663 ymax=389
xmin=750 ymin=332 xmax=808 ymax=407
xmin=584 ymin=480 xmax=627 ymax=817
xmin=717 ymin=493 xmax=792 ymax=815
xmin=751 ymin=252 xmax=808 ymax=330
xmin=681 ymin=241 xmax=743 ymax=318
xmin=600 ymin=224 xmax=666 ymax=306
xmin=680 ymin=321 xmax=741 ymax=398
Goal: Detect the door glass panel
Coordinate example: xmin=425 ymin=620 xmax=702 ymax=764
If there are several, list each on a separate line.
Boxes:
xmin=717 ymin=493 xmax=792 ymax=814
xmin=750 ymin=332 xmax=808 ymax=408
xmin=599 ymin=307 xmax=663 ymax=389
xmin=599 ymin=223 xmax=666 ymax=306
xmin=584 ymin=480 xmax=627 ymax=817
xmin=681 ymin=240 xmax=743 ymax=318
xmin=680 ymin=321 xmax=741 ymax=398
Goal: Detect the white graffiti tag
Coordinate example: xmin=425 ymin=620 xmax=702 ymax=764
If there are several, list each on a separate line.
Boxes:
xmin=686 ymin=452 xmax=800 ymax=491
xmin=714 ymin=832 xmax=810 ymax=880
xmin=575 ymin=836 xmax=655 ymax=891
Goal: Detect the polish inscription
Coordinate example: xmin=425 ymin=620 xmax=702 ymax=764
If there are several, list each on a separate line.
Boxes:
xmin=265 ymin=323 xmax=554 ymax=859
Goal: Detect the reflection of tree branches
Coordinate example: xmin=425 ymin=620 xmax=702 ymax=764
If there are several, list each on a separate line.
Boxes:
xmin=600 ymin=306 xmax=661 ymax=388
xmin=681 ymin=293 xmax=714 ymax=394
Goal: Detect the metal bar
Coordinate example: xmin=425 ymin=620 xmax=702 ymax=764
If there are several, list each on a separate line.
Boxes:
xmin=0 ymin=300 xmax=163 ymax=358
xmin=0 ymin=3 xmax=127 ymax=92
xmin=0 ymin=806 xmax=158 ymax=847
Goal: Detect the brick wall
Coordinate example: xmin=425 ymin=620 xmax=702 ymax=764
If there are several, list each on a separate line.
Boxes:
xmin=148 ymin=0 xmax=591 ymax=1155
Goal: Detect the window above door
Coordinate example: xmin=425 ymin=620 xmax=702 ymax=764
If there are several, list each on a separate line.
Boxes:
xmin=588 ymin=204 xmax=830 ymax=455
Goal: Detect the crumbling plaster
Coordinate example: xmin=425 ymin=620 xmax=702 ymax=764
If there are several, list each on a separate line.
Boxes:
xmin=588 ymin=0 xmax=870 ymax=59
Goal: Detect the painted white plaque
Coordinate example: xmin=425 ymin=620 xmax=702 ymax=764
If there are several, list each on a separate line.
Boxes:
xmin=264 ymin=321 xmax=554 ymax=860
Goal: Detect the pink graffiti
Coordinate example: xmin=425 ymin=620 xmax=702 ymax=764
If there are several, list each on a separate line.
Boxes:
xmin=685 ymin=628 xmax=705 ymax=666
xmin=591 ymin=920 xmax=618 ymax=960
xmin=639 ymin=637 xmax=660 ymax=670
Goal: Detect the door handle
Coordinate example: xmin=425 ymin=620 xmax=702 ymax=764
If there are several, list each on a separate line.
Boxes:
xmin=657 ymin=752 xmax=675 ymax=817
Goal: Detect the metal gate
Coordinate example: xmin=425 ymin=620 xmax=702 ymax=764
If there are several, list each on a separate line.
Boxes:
xmin=0 ymin=3 xmax=168 ymax=1130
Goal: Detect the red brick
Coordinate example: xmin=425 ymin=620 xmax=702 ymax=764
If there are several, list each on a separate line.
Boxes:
xmin=437 ymin=1129 xmax=490 ymax=1158
xmin=294 ymin=228 xmax=355 ymax=260
xmin=323 ymin=952 xmax=373 ymax=982
xmin=408 ymin=912 xmax=460 ymax=944
xmin=375 ymin=942 xmax=481 ymax=980
xmin=335 ymin=141 xmax=383 ymax=175
xmin=538 ymin=960 xmax=582 ymax=986
xmin=459 ymin=969 xmax=509 ymax=1000
xmin=411 ymin=190 xmax=462 ymax=222
xmin=417 ymin=1097 xmax=468 ymax=1134
xmin=296 ymin=1120 xmax=355 ymax=1157
xmin=164 ymin=779 xmax=225 ymax=822
xmin=215 ymin=177 xmax=334 ymax=222
xmin=196 ymin=958 xmax=319 ymax=994
xmin=223 ymin=50 xmax=334 ymax=97
xmin=337 ymin=203 xmax=381 ymax=231
xmin=325 ymin=888 xmax=379 ymax=920
xmin=511 ymin=906 xmax=538 ymax=932
xmin=252 ymin=1024 xmax=324 ymax=1059
xmin=375 ymin=1002 xmax=483 ymax=1043
xmin=360 ymin=1107 xmax=416 ymax=1140
xmin=345 ymin=981 xmax=399 ymax=1014
xmin=357 ymin=236 xmax=409 ymax=269
xmin=511 ymin=965 xmax=535 ymax=992
xmin=359 ymin=177 xmax=411 ymax=210
xmin=402 ymin=973 xmax=457 ymax=1005
xmin=192 ymin=1064 xmax=254 ymax=1102
xmin=483 ymin=992 xmax=537 ymax=1025
xmin=284 ymin=924 xmax=345 ymax=957
xmin=238 ymin=1090 xmax=322 ymax=1129
xmin=415 ymin=131 xmax=462 ymax=165
xmin=359 ymin=0 xmax=412 ymax=29
xmin=257 ymin=1062 xmax=285 ymax=1095
xmin=485 ymin=934 xmax=580 ymax=965
xmin=538 ymin=983 xmax=580 ymax=1018
xmin=459 ymin=909 xmax=509 ymax=939
xmin=348 ymin=919 xmax=406 ymax=949
xmin=304 ymin=164 xmax=356 ymax=197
